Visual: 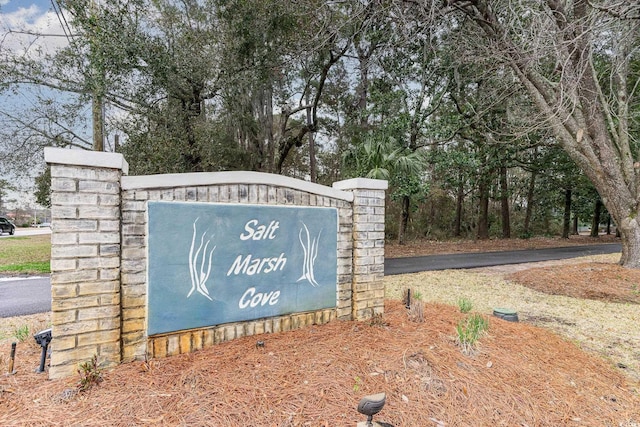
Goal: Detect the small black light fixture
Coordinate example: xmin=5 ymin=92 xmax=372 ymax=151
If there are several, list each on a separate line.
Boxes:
xmin=357 ymin=392 xmax=393 ymax=427
xmin=33 ymin=328 xmax=52 ymax=373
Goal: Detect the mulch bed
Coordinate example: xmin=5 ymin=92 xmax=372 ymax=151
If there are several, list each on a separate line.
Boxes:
xmin=385 ymin=235 xmax=619 ymax=258
xmin=508 ymin=262 xmax=640 ymax=305
xmin=1 ymin=300 xmax=638 ymax=426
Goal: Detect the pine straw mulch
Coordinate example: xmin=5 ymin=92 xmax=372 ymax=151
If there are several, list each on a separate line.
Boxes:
xmin=507 ymin=262 xmax=640 ymax=305
xmin=385 ymin=234 xmax=620 ymax=258
xmin=1 ymin=235 xmax=639 ymax=426
xmin=1 ymin=300 xmax=639 ymax=427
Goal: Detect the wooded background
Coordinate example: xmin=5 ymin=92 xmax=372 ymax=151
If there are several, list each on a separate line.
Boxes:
xmin=0 ymin=1 xmax=637 ymax=250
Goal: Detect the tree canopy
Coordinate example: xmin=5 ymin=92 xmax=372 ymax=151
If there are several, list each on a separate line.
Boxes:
xmin=1 ymin=0 xmax=639 ymax=265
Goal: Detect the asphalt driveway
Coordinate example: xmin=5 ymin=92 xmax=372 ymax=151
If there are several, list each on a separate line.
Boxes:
xmin=0 ymin=243 xmax=622 ymax=317
xmin=384 ymin=243 xmax=622 ymax=275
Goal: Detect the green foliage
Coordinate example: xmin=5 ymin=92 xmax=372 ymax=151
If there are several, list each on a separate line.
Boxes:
xmin=455 ymin=313 xmax=489 ymax=355
xmin=77 ymin=355 xmax=103 ymax=392
xmin=518 ymin=230 xmax=534 ymax=239
xmin=34 ymin=167 xmax=51 ymax=208
xmin=352 ymin=376 xmax=362 ymax=393
xmin=2 ymin=0 xmax=633 ymax=249
xmin=13 ymin=325 xmax=30 ymax=342
xmin=457 ymin=297 xmax=473 ymax=313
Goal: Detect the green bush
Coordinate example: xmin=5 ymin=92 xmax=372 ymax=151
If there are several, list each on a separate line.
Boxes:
xmin=455 ymin=313 xmax=489 ymax=355
xmin=457 ymin=297 xmax=473 ymax=313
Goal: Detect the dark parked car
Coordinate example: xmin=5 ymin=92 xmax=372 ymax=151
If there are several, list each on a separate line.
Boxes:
xmin=0 ymin=216 xmax=15 ymax=235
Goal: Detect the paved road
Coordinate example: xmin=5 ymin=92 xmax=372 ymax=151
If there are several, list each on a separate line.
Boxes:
xmin=0 ymin=228 xmax=52 ymax=317
xmin=0 ymin=276 xmax=51 ymax=317
xmin=0 ymin=227 xmax=51 ymax=238
xmin=0 ymin=242 xmax=622 ymax=317
xmin=384 ymin=243 xmax=622 ymax=275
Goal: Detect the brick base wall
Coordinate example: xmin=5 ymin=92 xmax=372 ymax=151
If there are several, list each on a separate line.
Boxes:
xmin=45 ymin=148 xmax=387 ymax=379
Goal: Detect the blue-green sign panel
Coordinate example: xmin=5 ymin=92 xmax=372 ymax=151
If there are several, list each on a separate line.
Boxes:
xmin=147 ymin=201 xmax=338 ymax=335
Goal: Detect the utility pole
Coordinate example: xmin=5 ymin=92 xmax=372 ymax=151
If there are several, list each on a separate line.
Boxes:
xmin=90 ymin=0 xmax=104 ymax=151
xmin=92 ymin=91 xmax=105 ymax=152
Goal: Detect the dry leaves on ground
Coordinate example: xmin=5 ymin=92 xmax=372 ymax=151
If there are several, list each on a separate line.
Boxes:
xmin=384 ymin=234 xmax=619 ymax=258
xmin=1 ymin=236 xmax=639 ymax=426
xmin=508 ymin=262 xmax=640 ymax=304
xmin=1 ymin=301 xmax=639 ymax=427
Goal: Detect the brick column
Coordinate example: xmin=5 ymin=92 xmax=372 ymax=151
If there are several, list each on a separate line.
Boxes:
xmin=44 ymin=148 xmax=128 ymax=379
xmin=333 ymin=178 xmax=388 ymax=320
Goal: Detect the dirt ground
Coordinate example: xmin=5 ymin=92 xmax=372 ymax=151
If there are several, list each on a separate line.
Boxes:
xmin=1 ymin=235 xmax=639 ymax=426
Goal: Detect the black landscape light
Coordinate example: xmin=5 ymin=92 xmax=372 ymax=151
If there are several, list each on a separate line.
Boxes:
xmin=357 ymin=392 xmax=394 ymax=427
xmin=33 ymin=328 xmax=52 ymax=373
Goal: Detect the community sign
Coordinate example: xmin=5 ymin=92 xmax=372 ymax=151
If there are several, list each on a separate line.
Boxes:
xmin=147 ymin=201 xmax=338 ymax=335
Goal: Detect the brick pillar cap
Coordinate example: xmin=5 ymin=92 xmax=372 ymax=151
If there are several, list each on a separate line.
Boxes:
xmin=332 ymin=178 xmax=388 ymax=191
xmin=45 ymin=147 xmax=129 ymax=175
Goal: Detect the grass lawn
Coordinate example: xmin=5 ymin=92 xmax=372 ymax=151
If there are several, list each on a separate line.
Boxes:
xmin=0 ymin=234 xmax=51 ymax=274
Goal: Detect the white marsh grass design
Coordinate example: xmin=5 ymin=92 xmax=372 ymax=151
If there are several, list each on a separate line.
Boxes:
xmin=297 ymin=222 xmax=321 ymax=287
xmin=188 ymin=218 xmax=216 ymax=301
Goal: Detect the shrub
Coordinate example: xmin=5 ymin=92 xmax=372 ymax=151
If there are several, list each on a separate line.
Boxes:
xmin=457 ymin=297 xmax=473 ymax=313
xmin=13 ymin=325 xmax=30 ymax=342
xmin=77 ymin=355 xmax=103 ymax=392
xmin=455 ymin=313 xmax=489 ymax=355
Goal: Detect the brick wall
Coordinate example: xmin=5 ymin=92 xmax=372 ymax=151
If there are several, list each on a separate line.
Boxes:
xmin=46 ymin=150 xmax=127 ymax=379
xmin=45 ymin=148 xmax=387 ymax=379
xmin=333 ymin=180 xmax=387 ymax=320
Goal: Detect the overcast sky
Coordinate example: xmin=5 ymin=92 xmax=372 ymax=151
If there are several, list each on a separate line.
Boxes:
xmin=1 ymin=1 xmax=57 ymax=31
xmin=1 ymin=0 xmax=68 ymax=52
xmin=0 ymin=2 xmax=63 ymax=211
xmin=2 ymin=0 xmax=52 ymax=15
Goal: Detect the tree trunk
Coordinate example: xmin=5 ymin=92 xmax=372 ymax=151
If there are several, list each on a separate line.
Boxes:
xmin=261 ymin=87 xmax=275 ymax=173
xmin=590 ymin=199 xmax=602 ymax=238
xmin=356 ymin=41 xmax=370 ymax=128
xmin=572 ymin=215 xmax=579 ymax=235
xmin=454 ymin=179 xmax=464 ymax=237
xmin=447 ymin=1 xmax=640 ymax=266
xmin=523 ymin=169 xmax=536 ymax=236
xmin=618 ymin=217 xmax=640 ymax=267
xmin=398 ymin=195 xmax=410 ymax=245
xmin=562 ymin=189 xmax=571 ymax=239
xmin=92 ymin=96 xmax=104 ymax=152
xmin=499 ymin=166 xmax=510 ymax=238
xmin=306 ymin=96 xmax=316 ymax=183
xmin=181 ymin=101 xmax=202 ymax=172
xmin=477 ymin=179 xmax=489 ymax=240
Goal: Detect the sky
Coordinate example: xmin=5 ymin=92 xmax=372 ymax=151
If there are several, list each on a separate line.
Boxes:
xmin=0 ymin=0 xmax=57 ymax=31
xmin=1 ymin=1 xmax=116 ymax=213
xmin=0 ymin=1 xmax=64 ymax=212
xmin=1 ymin=0 xmax=52 ymax=15
xmin=0 ymin=0 xmax=67 ymax=53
